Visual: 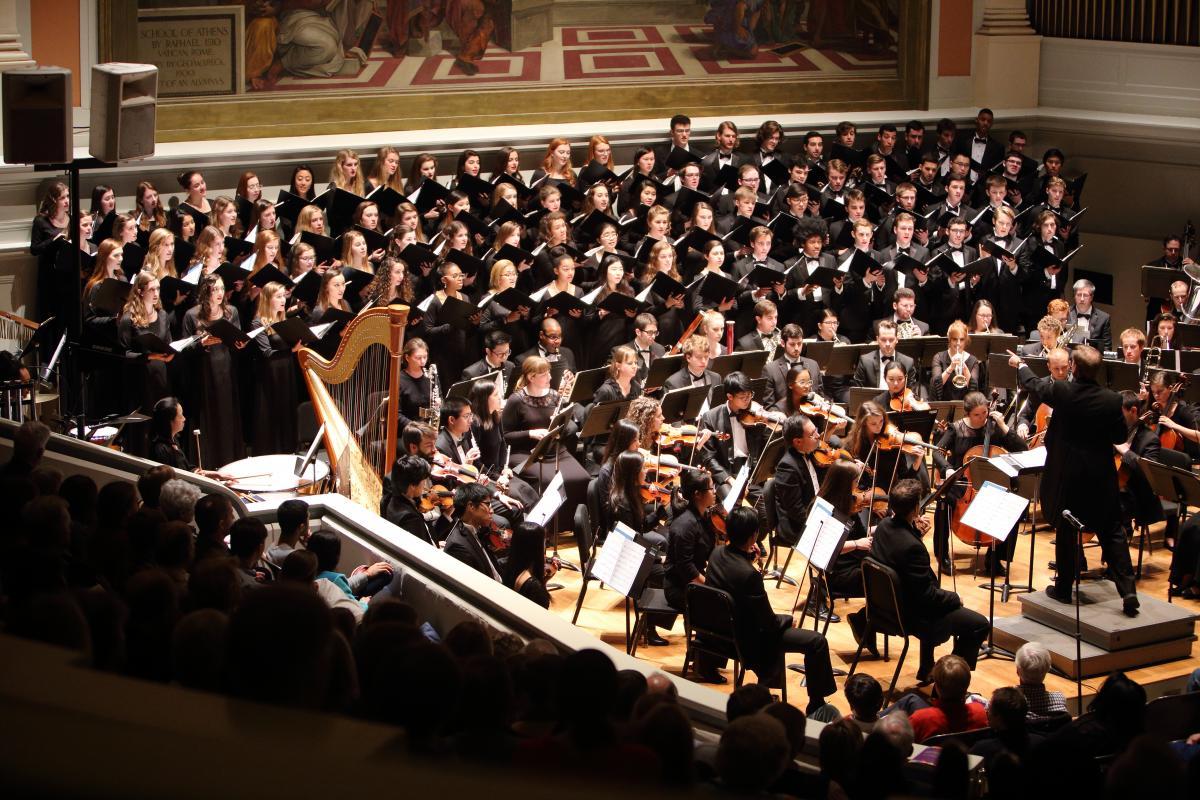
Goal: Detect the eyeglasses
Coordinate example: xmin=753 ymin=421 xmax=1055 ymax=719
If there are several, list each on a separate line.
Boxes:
xmin=641 ymin=329 xmax=659 ymax=336
xmin=542 ymin=332 xmax=562 ymax=340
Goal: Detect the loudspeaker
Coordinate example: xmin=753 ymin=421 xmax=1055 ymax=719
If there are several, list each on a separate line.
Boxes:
xmin=89 ymin=63 xmax=158 ymax=163
xmin=1 ymin=67 xmax=72 ymax=165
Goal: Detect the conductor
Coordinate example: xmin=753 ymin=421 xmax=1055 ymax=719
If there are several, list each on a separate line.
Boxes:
xmin=1007 ymin=345 xmax=1140 ymax=615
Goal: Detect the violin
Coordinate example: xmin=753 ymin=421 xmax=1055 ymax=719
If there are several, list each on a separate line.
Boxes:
xmin=484 ymin=520 xmax=512 ymax=554
xmin=658 ymin=423 xmax=729 ymax=447
xmin=736 ymin=409 xmax=783 ymax=432
xmin=888 ymin=388 xmax=929 ymax=413
xmin=812 ymin=440 xmax=855 ymax=467
xmin=876 ymin=423 xmax=933 ymax=457
xmin=703 ymin=503 xmax=728 ymax=541
xmin=640 ymin=482 xmax=675 ymax=504
xmin=798 ymin=399 xmax=851 ymax=423
xmin=853 ymin=486 xmax=889 ymax=516
xmin=418 ymin=484 xmax=454 ymax=513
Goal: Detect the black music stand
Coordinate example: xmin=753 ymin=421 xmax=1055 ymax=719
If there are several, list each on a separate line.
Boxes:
xmin=926 ymin=401 xmax=967 ymax=427
xmin=659 ymin=384 xmax=710 ymax=424
xmin=957 ymin=480 xmax=1030 ymax=661
xmin=710 ymin=349 xmax=769 ymax=379
xmin=588 ymin=525 xmax=658 ymax=654
xmin=803 ymin=339 xmax=835 ymax=370
xmin=1140 ymin=265 xmax=1182 ymax=304
xmin=971 ymin=452 xmax=1044 ymax=601
xmin=1175 ymin=322 xmax=1200 ymax=349
xmin=567 ymin=366 xmax=608 ymax=405
xmin=966 ymin=333 xmax=1020 ymax=362
xmin=516 ymin=404 xmax=578 ymax=571
xmin=644 ymin=354 xmax=684 ymax=393
xmin=846 ymin=386 xmax=880 ymax=416
xmin=825 ymin=344 xmax=873 ymax=378
xmin=579 ymin=399 xmax=632 ymax=438
xmin=790 ymin=502 xmax=851 ymax=636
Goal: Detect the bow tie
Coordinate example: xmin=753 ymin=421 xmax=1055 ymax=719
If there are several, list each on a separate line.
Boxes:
xmin=974 ymin=136 xmax=988 ymax=144
xmin=1076 ymin=313 xmax=1091 ymax=320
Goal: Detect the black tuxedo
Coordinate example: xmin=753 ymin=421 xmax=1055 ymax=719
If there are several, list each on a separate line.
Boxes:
xmin=976 ymin=235 xmax=1027 ymax=334
xmin=701 ymin=149 xmax=747 ymax=193
xmin=783 ymin=252 xmax=838 ymax=334
xmin=705 ymin=544 xmax=836 ymax=697
xmin=761 ymin=354 xmax=823 ymax=409
xmin=870 ymin=516 xmax=989 ymax=674
xmin=735 ymin=329 xmax=782 ymax=356
xmin=954 ymin=132 xmax=1004 ymax=176
xmin=382 ymin=493 xmax=435 ymax=546
xmin=698 ymin=404 xmax=768 ymax=489
xmin=1119 ymin=424 xmax=1164 ymax=527
xmin=877 ymin=242 xmax=930 ymax=266
xmin=651 ymin=141 xmax=696 ymax=178
xmin=1067 ymin=306 xmax=1112 ymax=352
xmin=774 ymin=447 xmax=823 ymax=547
xmin=625 ymin=338 xmax=665 ymax=385
xmin=461 ymin=357 xmax=516 ymax=390
xmin=443 ymin=521 xmax=504 ymax=581
xmin=1017 ymin=365 xmax=1135 ymax=598
xmin=852 ymin=349 xmax=919 ymax=390
xmin=662 ymin=366 xmax=720 ymax=393
xmin=515 ymin=345 xmax=578 ymax=376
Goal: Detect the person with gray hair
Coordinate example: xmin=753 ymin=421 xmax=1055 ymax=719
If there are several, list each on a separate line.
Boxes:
xmin=1015 ymin=641 xmax=1068 ymax=719
xmin=2 ymin=419 xmax=50 ymax=478
xmin=876 ymin=709 xmax=914 ymax=757
xmin=159 ymin=479 xmax=202 ymax=524
xmin=1068 ymin=277 xmax=1111 ymax=350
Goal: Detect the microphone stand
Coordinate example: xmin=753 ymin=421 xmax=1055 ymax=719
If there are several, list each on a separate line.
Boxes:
xmin=1060 ymin=508 xmax=1086 ymax=712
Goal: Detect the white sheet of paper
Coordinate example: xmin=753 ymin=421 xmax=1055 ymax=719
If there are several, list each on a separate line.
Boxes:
xmin=589 ymin=522 xmax=647 ymax=597
xmin=959 ymin=481 xmax=1028 ymax=542
xmin=795 ymin=497 xmax=849 ymax=573
xmin=309 ymin=322 xmax=335 ymax=339
xmin=169 ymin=335 xmax=198 ymax=353
xmin=526 ymin=471 xmax=566 ymax=527
xmin=723 ymin=463 xmax=751 ymax=516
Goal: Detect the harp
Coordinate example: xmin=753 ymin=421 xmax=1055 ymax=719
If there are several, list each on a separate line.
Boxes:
xmin=297 ymin=304 xmax=409 ymax=512
xmin=0 ymin=310 xmax=39 ymax=355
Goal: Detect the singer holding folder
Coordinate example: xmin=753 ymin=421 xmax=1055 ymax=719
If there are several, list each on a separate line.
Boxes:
xmin=1008 ymin=345 xmax=1140 ymax=615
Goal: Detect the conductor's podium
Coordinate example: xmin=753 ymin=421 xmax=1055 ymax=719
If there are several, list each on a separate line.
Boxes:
xmin=992 ymin=582 xmax=1197 ymax=679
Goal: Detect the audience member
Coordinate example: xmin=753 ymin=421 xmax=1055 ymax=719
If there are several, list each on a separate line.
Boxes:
xmin=909 ymin=654 xmax=989 ymax=742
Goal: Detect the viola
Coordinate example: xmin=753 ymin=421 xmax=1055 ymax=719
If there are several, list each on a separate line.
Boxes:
xmin=418 ymin=484 xmax=454 ymax=513
xmin=853 ymin=486 xmax=889 ymax=516
xmin=658 ymin=423 xmax=729 ymax=448
xmin=485 ymin=520 xmax=512 ymax=554
xmin=703 ymin=503 xmax=728 ymax=542
xmin=888 ymin=389 xmax=929 ymax=413
xmin=812 ymin=441 xmax=855 ymax=467
xmin=798 ymin=399 xmax=850 ymax=423
xmin=876 ymin=423 xmax=932 ymax=457
xmin=640 ymin=482 xmax=675 ymax=504
xmin=950 ymin=392 xmax=1004 ymax=548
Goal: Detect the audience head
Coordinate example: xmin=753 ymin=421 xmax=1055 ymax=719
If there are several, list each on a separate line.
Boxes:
xmin=229 ymin=517 xmax=268 ymax=564
xmin=306 ymin=530 xmax=342 ymax=574
xmin=875 ymin=709 xmax=914 ymax=757
xmin=277 ymin=499 xmax=310 ymax=546
xmin=845 ymin=672 xmax=884 ymax=722
xmin=158 ymin=479 xmax=201 ymax=523
xmin=726 ymin=683 xmax=774 ymax=721
xmin=716 ymin=714 xmax=791 ymax=794
xmin=137 ymin=465 xmax=175 ymax=509
xmin=1015 ymin=641 xmax=1052 ymax=686
xmin=931 ymin=654 xmax=972 ymax=704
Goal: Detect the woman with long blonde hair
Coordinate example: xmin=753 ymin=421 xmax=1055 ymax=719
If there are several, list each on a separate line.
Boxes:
xmin=329 ymin=149 xmax=365 ymax=196
xmin=248 ymin=281 xmax=300 ymax=454
xmin=118 ymin=271 xmax=175 ymax=413
xmin=367 ymin=146 xmax=403 ymax=193
xmin=142 ymin=228 xmax=178 ymax=280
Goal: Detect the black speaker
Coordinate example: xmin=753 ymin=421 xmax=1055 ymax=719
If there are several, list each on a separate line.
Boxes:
xmin=2 ymin=67 xmax=72 ymax=165
xmin=89 ymin=63 xmax=158 ymax=163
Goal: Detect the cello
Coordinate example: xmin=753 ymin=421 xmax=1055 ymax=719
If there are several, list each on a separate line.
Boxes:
xmin=950 ymin=391 xmax=1007 ymax=548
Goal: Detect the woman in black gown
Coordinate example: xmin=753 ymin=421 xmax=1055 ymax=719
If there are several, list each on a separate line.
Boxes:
xmin=397 ymin=337 xmax=433 ymax=431
xmin=148 ymin=396 xmax=233 ymax=480
xmin=467 ymin=378 xmax=540 ymax=511
xmin=29 ymin=181 xmax=71 ymax=327
xmin=479 ymin=258 xmax=533 ymax=356
xmin=418 ymin=259 xmax=481 ymax=385
xmin=249 ymin=281 xmax=300 ymax=455
xmin=181 ymin=274 xmax=246 ymax=469
xmin=583 ymin=254 xmax=637 ymax=368
xmin=501 ymin=356 xmax=589 ymax=529
xmin=501 ymin=522 xmax=555 ymax=609
xmin=118 ymin=272 xmax=175 ymax=417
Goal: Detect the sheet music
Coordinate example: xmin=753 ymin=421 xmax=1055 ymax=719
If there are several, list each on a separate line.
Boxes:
xmin=245 ymin=325 xmax=268 ymax=341
xmin=526 ymin=471 xmax=566 ymax=527
xmin=795 ymin=497 xmax=848 ymax=573
xmin=416 ymin=293 xmax=436 ymax=312
xmin=590 ymin=522 xmax=648 ymax=597
xmin=722 ymin=463 xmax=751 ymax=516
xmin=994 ymin=446 xmax=1046 ymax=475
xmin=581 ymin=285 xmax=603 ymax=304
xmin=476 ymin=291 xmax=495 ymax=309
xmin=181 ymin=265 xmax=202 ymax=285
xmin=310 ymin=322 xmax=335 ymax=339
xmin=169 ymin=335 xmax=198 ymax=353
xmin=959 ymin=481 xmax=1028 ymax=542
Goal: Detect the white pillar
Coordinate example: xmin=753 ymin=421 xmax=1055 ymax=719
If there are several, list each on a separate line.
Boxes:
xmin=973 ymin=0 xmax=1041 ymax=108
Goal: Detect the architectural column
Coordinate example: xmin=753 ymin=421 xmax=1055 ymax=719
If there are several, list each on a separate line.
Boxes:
xmin=973 ymin=0 xmax=1041 ymax=108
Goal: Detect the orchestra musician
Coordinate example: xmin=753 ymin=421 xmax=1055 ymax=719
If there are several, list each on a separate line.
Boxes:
xmin=383 ymin=454 xmax=438 ymax=547
xmin=397 ymin=338 xmax=434 ymax=430
xmin=698 ymin=371 xmax=781 ymax=500
xmin=1009 ymin=345 xmax=1140 ymax=616
xmin=852 ymin=320 xmax=920 ymax=392
xmin=930 ymin=321 xmax=980 ymax=401
xmin=761 ymin=323 xmax=824 ymax=409
xmin=1114 ymin=390 xmax=1164 ymax=541
xmin=664 ymin=469 xmax=720 ymax=672
xmin=873 ymin=361 xmax=930 ymax=413
xmin=662 ymin=334 xmax=720 ymax=392
xmin=1014 ymin=347 xmax=1071 ymax=442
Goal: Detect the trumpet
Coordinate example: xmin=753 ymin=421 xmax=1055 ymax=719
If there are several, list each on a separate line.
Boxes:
xmin=949 ymin=348 xmax=970 ymax=390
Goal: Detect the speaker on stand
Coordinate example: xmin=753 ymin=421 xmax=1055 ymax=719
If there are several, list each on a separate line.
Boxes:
xmin=89 ymin=62 xmax=158 ymax=163
xmin=1 ymin=67 xmax=72 ymax=165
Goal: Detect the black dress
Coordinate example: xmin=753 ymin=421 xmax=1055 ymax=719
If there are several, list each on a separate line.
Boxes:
xmin=29 ymin=216 xmax=67 ymax=330
xmin=500 ymin=387 xmax=589 ymax=528
xmin=398 ymin=369 xmax=432 ymax=430
xmin=418 ymin=293 xmax=471 ymax=385
xmin=479 ymin=294 xmax=532 ymax=358
xmin=250 ymin=321 xmax=299 ymax=455
xmin=583 ymin=290 xmax=635 ymax=368
xmin=150 ymin=435 xmax=194 ymax=472
xmin=181 ymin=306 xmax=245 ymax=469
xmin=118 ymin=311 xmax=175 ymax=414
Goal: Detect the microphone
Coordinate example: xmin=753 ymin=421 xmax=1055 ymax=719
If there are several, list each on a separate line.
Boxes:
xmin=1061 ymin=509 xmax=1084 ymax=530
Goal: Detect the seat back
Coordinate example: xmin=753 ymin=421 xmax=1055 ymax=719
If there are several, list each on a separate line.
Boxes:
xmin=861 ymin=557 xmax=906 ymax=637
xmin=762 ymin=477 xmax=778 ymax=531
xmin=573 ymin=503 xmax=593 ymax=569
xmin=586 ymin=476 xmax=607 ymax=539
xmin=1155 ymin=447 xmax=1191 ymax=471
xmin=1145 ymin=691 xmax=1200 ymax=743
xmin=685 ymin=583 xmax=741 ymax=661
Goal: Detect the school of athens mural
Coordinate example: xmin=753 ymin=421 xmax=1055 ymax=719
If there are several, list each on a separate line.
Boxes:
xmin=138 ymin=1 xmax=901 ymax=96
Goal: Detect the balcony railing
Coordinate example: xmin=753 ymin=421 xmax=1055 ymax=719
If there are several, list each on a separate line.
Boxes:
xmin=1028 ymin=0 xmax=1199 ymax=46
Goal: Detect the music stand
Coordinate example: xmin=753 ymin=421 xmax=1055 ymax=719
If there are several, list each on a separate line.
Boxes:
xmin=966 ymin=333 xmax=1020 ymax=362
xmin=896 ymin=336 xmax=948 ymax=369
xmin=588 ymin=523 xmax=658 ymax=653
xmin=1140 ymin=265 xmax=1181 ymax=302
xmin=886 ymin=409 xmax=937 ymax=441
xmin=847 ymin=386 xmax=881 ymax=416
xmin=294 ymin=422 xmax=327 ymax=492
xmin=825 ymin=344 xmax=873 ymax=378
xmin=971 ymin=449 xmax=1045 ymax=601
xmin=660 ymin=384 xmax=710 ymax=424
xmin=926 ymin=401 xmax=966 ymax=427
xmin=709 ymin=349 xmax=769 ymax=379
xmin=803 ymin=339 xmax=835 ymax=369
xmin=1174 ymin=322 xmax=1200 ymax=349
xmin=1102 ymin=360 xmax=1140 ymax=392
xmin=516 ymin=404 xmax=578 ymax=570
xmin=567 ymin=366 xmax=609 ymax=405
xmin=957 ymin=480 xmax=1029 ymax=660
xmin=579 ymin=399 xmax=632 ymax=438
xmin=644 ymin=354 xmax=685 ymax=393
xmin=789 ymin=498 xmax=851 ymax=634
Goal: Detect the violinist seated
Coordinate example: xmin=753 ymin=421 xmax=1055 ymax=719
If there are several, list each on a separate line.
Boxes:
xmin=665 ymin=470 xmax=722 ymax=678
xmin=1115 ymin=390 xmax=1164 ymax=538
xmin=872 ymin=362 xmax=930 ymax=414
xmin=852 ymin=320 xmax=920 ymax=393
xmin=1014 ymin=347 xmax=1071 ymax=443
xmin=817 ymin=460 xmax=877 ymax=648
xmin=843 ymin=401 xmax=927 ymax=492
xmin=870 ymin=479 xmax=990 ymax=682
xmin=704 ymin=506 xmax=837 ymax=713
xmin=611 ymin=450 xmax=672 ymax=646
xmin=383 ymin=454 xmax=439 ymax=547
xmin=930 ymin=321 xmax=981 ymax=402
xmin=774 ymin=414 xmax=827 ymax=552
xmin=772 ymin=365 xmax=848 ymax=445
xmin=437 ymin=397 xmax=526 ymax=528
xmin=443 ymin=483 xmax=506 ymax=581
xmin=760 ymin=322 xmax=824 ymax=409
xmin=932 ymin=392 xmax=1027 ymax=574
xmin=699 ymin=371 xmax=782 ymax=501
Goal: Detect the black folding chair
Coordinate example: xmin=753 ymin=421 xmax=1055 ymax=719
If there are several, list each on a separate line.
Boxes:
xmin=848 ymin=557 xmax=911 ymax=698
xmin=570 ymin=503 xmax=597 ymax=625
xmin=683 ymin=583 xmax=786 ymax=702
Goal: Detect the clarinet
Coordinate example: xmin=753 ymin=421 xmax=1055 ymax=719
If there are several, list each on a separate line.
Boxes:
xmin=425 ymin=364 xmax=442 ymax=424
xmin=554 ymin=369 xmax=576 ymax=419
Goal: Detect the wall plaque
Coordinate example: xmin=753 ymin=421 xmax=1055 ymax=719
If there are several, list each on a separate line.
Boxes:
xmin=136 ymin=6 xmax=244 ymax=97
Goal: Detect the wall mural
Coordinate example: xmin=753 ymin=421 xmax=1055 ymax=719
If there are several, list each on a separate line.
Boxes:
xmin=134 ymin=1 xmax=901 ymax=98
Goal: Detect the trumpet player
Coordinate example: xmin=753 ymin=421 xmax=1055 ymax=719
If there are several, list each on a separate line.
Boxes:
xmin=931 ymin=321 xmax=980 ymax=401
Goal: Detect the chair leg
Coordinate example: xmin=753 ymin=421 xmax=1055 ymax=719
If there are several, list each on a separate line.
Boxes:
xmin=886 ymin=637 xmax=910 ymax=699
xmin=1135 ymin=524 xmax=1146 ymax=580
xmin=680 ymin=634 xmax=693 ymax=679
xmin=571 ymin=567 xmax=590 ymax=624
xmin=779 ymin=655 xmax=788 ymax=704
xmin=883 ymin=634 xmax=889 ymax=661
xmin=848 ymin=640 xmax=865 ymax=677
xmin=629 ymin=611 xmax=644 ymax=657
xmin=774 ymin=548 xmax=795 ymax=588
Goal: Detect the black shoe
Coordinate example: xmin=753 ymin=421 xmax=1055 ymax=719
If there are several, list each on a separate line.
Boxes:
xmin=804 ymin=604 xmax=840 ymax=624
xmin=916 ymin=665 xmax=933 ymax=685
xmin=696 ymin=670 xmax=728 ymax=685
xmin=1123 ymin=593 xmax=1140 ymax=617
xmin=848 ymin=611 xmax=879 ymax=658
xmin=939 ymin=557 xmax=953 ymax=574
xmin=1044 ymin=585 xmax=1073 ymax=604
xmin=643 ymin=630 xmax=669 ymax=647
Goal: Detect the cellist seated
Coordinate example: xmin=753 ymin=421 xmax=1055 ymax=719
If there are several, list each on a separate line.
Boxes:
xmin=931 ymin=392 xmax=1026 ymax=575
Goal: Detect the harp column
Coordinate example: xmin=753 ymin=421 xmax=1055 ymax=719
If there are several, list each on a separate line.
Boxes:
xmin=973 ymin=0 xmax=1041 ymax=109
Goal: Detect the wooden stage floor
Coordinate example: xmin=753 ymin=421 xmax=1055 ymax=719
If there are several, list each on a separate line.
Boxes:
xmin=546 ymin=517 xmax=1200 ymax=716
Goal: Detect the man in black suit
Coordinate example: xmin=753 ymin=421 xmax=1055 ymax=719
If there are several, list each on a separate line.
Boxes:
xmin=923 ymin=117 xmax=957 ymax=176
xmin=437 ymin=396 xmax=528 ymax=525
xmin=716 ymin=163 xmax=767 ymax=217
xmin=1067 ymin=278 xmax=1112 ymax=352
xmin=731 ymin=227 xmax=786 ymax=340
xmin=651 ymin=113 xmax=695 ymax=178
xmin=853 ymin=320 xmax=919 ymax=390
xmin=1115 ymin=390 xmax=1164 ymax=536
xmin=735 ymin=298 xmax=783 ymax=355
xmin=761 ymin=324 xmax=823 ymax=408
xmin=955 ymin=107 xmax=1004 ymax=181
xmin=870 ymin=478 xmax=990 ymax=679
xmin=626 ymin=312 xmax=665 ymax=385
xmin=699 ymin=371 xmax=778 ymax=500
xmin=976 ymin=206 xmax=1027 ymax=335
xmin=783 ymin=226 xmax=836 ymax=335
xmin=872 ymin=287 xmax=930 ymax=338
xmin=877 ymin=211 xmax=931 ymax=266
xmin=1009 ymin=346 xmax=1139 ymax=614
xmin=461 ymin=330 xmax=516 ymax=392
xmin=662 ymin=333 xmax=720 ymax=392
xmin=516 ymin=317 xmax=578 ymax=375
xmin=382 ymin=455 xmax=437 ymax=546
xmin=700 ymin=120 xmax=746 ymax=194
xmin=442 ymin=482 xmax=504 ymax=581
xmin=705 ymin=505 xmax=836 ymax=712
xmin=749 ymin=119 xmax=792 ymax=195
xmin=773 ymin=414 xmax=825 ymax=550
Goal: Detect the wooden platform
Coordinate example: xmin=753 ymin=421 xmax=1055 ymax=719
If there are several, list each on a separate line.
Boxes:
xmin=546 ymin=518 xmax=1200 ymax=716
xmin=1019 ymin=583 xmax=1197 ymax=651
xmin=992 ymin=616 xmax=1196 ymax=679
